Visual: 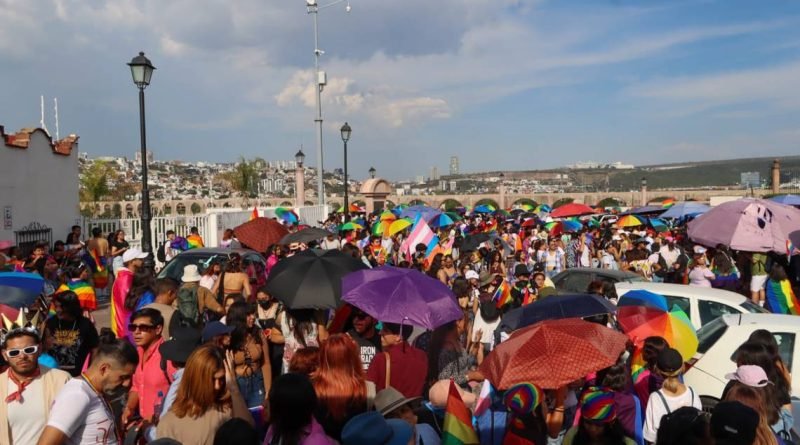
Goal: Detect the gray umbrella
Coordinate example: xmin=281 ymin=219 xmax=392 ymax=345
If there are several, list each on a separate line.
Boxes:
xmin=279 ymin=227 xmax=333 ymax=245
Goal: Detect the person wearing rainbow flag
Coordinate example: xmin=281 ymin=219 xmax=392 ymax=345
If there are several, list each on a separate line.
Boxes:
xmin=187 ymin=226 xmax=205 ymax=249
xmin=56 ymin=263 xmax=97 ymax=318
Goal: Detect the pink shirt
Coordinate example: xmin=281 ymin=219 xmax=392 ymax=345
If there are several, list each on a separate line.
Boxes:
xmin=132 ymin=337 xmax=176 ymax=420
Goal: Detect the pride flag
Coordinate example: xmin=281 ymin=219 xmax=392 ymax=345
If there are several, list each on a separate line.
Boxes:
xmin=89 ymin=249 xmax=104 ymax=272
xmin=442 ymin=380 xmax=479 ymax=445
xmin=400 ymin=215 xmax=438 ymax=261
xmin=766 ymin=279 xmax=800 ymax=315
xmin=493 ymin=280 xmax=513 ymax=309
xmin=186 ymin=234 xmax=204 ymax=249
xmin=83 ymin=249 xmax=108 ymax=289
xmin=58 ymin=280 xmax=97 ymax=311
xmin=250 ymin=207 xmax=259 ymax=221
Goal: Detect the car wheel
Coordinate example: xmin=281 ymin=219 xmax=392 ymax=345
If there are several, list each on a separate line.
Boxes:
xmin=700 ymin=395 xmax=719 ymax=414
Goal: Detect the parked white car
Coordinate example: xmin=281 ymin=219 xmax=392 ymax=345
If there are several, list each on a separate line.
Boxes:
xmin=684 ymin=313 xmax=800 ymax=400
xmin=615 ymin=282 xmax=768 ymax=331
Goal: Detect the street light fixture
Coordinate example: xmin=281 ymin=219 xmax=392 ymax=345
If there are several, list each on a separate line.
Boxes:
xmin=306 ymin=0 xmax=352 ymax=208
xmin=295 ymin=149 xmax=306 ymax=167
xmin=295 ymin=149 xmax=306 ymax=207
xmin=641 ymin=177 xmax=647 ymax=187
xmin=369 ymin=167 xmax=376 ymax=179
xmin=128 ymin=51 xmax=156 ymax=270
xmin=340 ymin=122 xmax=351 ymax=222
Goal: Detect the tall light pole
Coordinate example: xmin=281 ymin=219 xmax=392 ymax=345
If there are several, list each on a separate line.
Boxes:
xmin=340 ymin=122 xmax=351 ymax=222
xmin=128 ymin=51 xmax=156 ymax=270
xmin=306 ymin=0 xmax=352 ymax=207
xmin=295 ymin=149 xmax=306 ymax=207
xmin=641 ymin=176 xmax=648 ymax=206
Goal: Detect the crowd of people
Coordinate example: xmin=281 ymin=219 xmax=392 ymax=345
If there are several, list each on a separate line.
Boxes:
xmin=1 ymin=205 xmax=799 ymax=445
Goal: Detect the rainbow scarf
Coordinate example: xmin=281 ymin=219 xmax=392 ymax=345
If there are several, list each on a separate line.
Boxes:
xmin=442 ymin=380 xmax=479 ymax=445
xmin=58 ymin=280 xmax=97 ymax=311
xmin=493 ymin=280 xmax=513 ymax=309
xmin=186 ymin=234 xmax=204 ymax=249
xmin=766 ymin=279 xmax=800 ymax=315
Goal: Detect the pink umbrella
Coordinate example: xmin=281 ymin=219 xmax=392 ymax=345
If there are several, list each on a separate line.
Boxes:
xmin=688 ymin=198 xmax=800 ymax=253
xmin=550 ymin=203 xmax=597 ymax=218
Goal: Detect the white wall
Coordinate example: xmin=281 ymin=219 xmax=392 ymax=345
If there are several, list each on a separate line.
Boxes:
xmin=0 ymin=130 xmax=79 ymax=243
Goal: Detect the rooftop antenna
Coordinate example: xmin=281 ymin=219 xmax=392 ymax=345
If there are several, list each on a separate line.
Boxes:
xmin=39 ymin=95 xmax=49 ymax=134
xmin=53 ymin=98 xmax=60 ymax=140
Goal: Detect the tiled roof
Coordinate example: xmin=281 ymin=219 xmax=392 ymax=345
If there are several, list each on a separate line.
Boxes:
xmin=0 ymin=125 xmax=79 ymax=156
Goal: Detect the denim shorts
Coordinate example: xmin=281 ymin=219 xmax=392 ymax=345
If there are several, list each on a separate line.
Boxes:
xmin=236 ymin=370 xmax=266 ymax=408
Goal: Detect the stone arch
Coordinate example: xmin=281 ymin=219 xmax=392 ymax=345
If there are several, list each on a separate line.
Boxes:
xmin=125 ymin=203 xmax=135 ymax=218
xmin=408 ymin=199 xmax=429 ymax=206
xmin=223 ymin=202 xmax=232 ymax=208
xmin=304 ymin=200 xmax=315 ymax=206
xmin=163 ymin=203 xmax=173 ymax=215
xmin=597 ymin=197 xmax=625 ymax=208
xmin=384 ymin=200 xmax=396 ymax=210
xmin=474 ymin=198 xmax=500 ymax=209
xmin=280 ymin=201 xmax=293 ymax=207
xmin=439 ymin=198 xmax=463 ymax=210
xmin=511 ymin=198 xmax=537 ymax=208
xmin=176 ymin=203 xmax=186 ymax=215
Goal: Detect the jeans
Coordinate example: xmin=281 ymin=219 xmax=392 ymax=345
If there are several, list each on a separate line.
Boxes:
xmin=236 ymin=370 xmax=266 ymax=408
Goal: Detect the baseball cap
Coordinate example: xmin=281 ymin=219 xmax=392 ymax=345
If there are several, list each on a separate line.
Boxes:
xmin=656 ymin=347 xmax=684 ymax=374
xmin=202 ymin=321 xmax=234 ymax=343
xmin=160 ymin=326 xmax=202 ymax=364
xmin=514 ymin=264 xmax=531 ymax=277
xmin=122 ymin=248 xmax=149 ymax=264
xmin=711 ymin=401 xmax=759 ymax=445
xmin=465 ymin=270 xmax=480 ymax=281
xmin=725 ymin=365 xmax=772 ymax=388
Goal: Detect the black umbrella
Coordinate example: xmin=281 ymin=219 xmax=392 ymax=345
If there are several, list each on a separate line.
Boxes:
xmin=496 ymin=293 xmax=617 ymax=333
xmin=461 ymin=233 xmax=491 ymax=252
xmin=279 ymin=227 xmax=333 ymax=245
xmin=265 ymin=249 xmax=368 ymax=309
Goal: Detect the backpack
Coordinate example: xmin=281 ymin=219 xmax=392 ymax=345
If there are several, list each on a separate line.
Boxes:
xmin=176 ymin=285 xmax=201 ymax=326
xmin=156 ymin=241 xmax=167 ymax=263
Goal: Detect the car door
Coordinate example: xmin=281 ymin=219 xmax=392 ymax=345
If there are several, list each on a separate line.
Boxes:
xmin=698 ymin=299 xmax=743 ymax=328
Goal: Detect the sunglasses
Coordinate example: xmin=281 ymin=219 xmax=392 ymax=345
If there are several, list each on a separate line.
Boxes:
xmin=353 ymin=312 xmax=370 ymax=319
xmin=128 ymin=323 xmax=156 ymax=332
xmin=6 ymin=345 xmax=38 ymax=358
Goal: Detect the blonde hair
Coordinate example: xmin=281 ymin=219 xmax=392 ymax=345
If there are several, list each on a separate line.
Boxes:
xmin=657 ymin=366 xmax=684 ymax=393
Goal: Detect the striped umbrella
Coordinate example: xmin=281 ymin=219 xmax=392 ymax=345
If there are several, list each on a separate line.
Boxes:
xmin=616 ymin=215 xmax=645 ymax=228
xmin=388 ymin=218 xmax=413 ymax=236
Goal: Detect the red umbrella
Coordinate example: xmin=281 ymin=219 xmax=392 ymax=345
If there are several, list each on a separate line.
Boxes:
xmin=480 ymin=318 xmax=628 ymax=389
xmin=550 ymin=203 xmax=597 ymax=218
xmin=234 ymin=217 xmax=289 ymax=252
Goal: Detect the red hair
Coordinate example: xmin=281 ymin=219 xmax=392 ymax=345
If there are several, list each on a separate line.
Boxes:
xmin=312 ymin=334 xmax=366 ymax=420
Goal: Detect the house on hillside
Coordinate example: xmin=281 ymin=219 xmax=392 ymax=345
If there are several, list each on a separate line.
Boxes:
xmin=0 ymin=125 xmax=80 ymax=254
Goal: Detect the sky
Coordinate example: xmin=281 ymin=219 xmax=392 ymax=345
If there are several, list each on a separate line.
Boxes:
xmin=2 ymin=0 xmax=800 ymax=180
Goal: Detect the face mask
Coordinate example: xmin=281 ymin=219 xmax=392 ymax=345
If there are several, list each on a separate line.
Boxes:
xmin=257 ymin=300 xmax=271 ymax=309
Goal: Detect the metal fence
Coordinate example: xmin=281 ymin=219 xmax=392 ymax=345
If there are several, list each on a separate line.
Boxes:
xmin=14 ymin=222 xmax=53 ymax=257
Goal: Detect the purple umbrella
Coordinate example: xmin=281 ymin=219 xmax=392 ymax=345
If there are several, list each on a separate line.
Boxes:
xmin=688 ymin=198 xmax=800 ymax=253
xmin=341 ymin=266 xmax=462 ymax=330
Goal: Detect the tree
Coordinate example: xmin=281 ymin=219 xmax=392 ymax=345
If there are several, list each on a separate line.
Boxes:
xmin=221 ymin=157 xmax=260 ymax=202
xmin=552 ymin=197 xmax=574 ymax=208
xmin=191 ymin=203 xmax=203 ymax=214
xmin=79 ymin=161 xmax=115 ymax=216
xmin=597 ymin=197 xmax=624 ymax=208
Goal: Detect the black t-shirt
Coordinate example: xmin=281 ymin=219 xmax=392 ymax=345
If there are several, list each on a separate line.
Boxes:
xmin=347 ymin=329 xmax=382 ymax=371
xmin=110 ymin=239 xmax=130 ymax=254
xmin=45 ymin=316 xmax=99 ymax=376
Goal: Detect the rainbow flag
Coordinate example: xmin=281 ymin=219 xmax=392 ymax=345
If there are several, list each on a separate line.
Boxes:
xmin=186 ymin=234 xmax=204 ymax=249
xmin=250 ymin=207 xmax=259 ymax=221
xmin=493 ymin=280 xmax=513 ymax=309
xmin=766 ymin=279 xmax=800 ymax=315
xmin=82 ymin=249 xmax=108 ymax=289
xmin=89 ymin=249 xmax=104 ymax=272
xmin=58 ymin=280 xmax=97 ymax=311
xmin=442 ymin=380 xmax=479 ymax=445
xmin=788 ymin=239 xmax=799 ymax=258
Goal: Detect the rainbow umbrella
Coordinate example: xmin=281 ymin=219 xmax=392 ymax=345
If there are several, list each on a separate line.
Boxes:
xmin=379 ymin=211 xmax=396 ymax=222
xmin=648 ymin=218 xmax=669 ymax=232
xmin=339 ymin=222 xmax=363 ymax=232
xmin=429 ymin=213 xmax=456 ymax=229
xmin=661 ymin=198 xmax=676 ymax=208
xmin=616 ymin=214 xmax=645 ymax=228
xmin=445 ymin=211 xmax=463 ymax=222
xmin=534 ymin=204 xmax=552 ymax=213
xmin=275 ymin=207 xmax=299 ymax=224
xmin=519 ymin=203 xmax=535 ymax=211
xmin=546 ymin=220 xmax=582 ymax=236
xmin=372 ymin=221 xmax=389 ymax=236
xmin=617 ymin=304 xmax=698 ymax=364
xmin=584 ymin=217 xmax=600 ymax=228
xmin=388 ymin=218 xmax=413 ymax=236
xmin=494 ymin=209 xmax=511 ymax=218
xmin=618 ymin=289 xmax=669 ymax=311
xmin=474 ymin=204 xmax=496 ymax=214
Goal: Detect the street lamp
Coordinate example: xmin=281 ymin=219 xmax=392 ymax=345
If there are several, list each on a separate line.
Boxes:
xmin=641 ymin=176 xmax=648 ymax=206
xmin=128 ymin=51 xmax=156 ymax=270
xmin=340 ymin=122 xmax=351 ymax=222
xmin=306 ymin=0 xmax=352 ymax=207
xmin=369 ymin=167 xmax=376 ymax=179
xmin=295 ymin=149 xmax=306 ymax=207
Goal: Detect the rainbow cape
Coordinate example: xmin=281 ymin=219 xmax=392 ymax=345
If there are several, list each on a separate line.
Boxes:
xmin=442 ymin=380 xmax=479 ymax=445
xmin=58 ymin=280 xmax=97 ymax=311
xmin=186 ymin=234 xmax=204 ymax=249
xmin=82 ymin=249 xmax=108 ymax=289
xmin=766 ymin=279 xmax=800 ymax=315
xmin=493 ymin=280 xmax=513 ymax=309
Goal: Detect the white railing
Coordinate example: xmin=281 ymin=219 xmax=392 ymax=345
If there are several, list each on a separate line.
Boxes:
xmin=82 ymin=205 xmax=329 ymax=254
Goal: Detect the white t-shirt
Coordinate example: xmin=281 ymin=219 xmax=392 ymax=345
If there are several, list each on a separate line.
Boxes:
xmin=320 ymin=238 xmax=341 ymax=250
xmin=8 ymin=376 xmax=47 ymax=445
xmin=643 ymin=387 xmax=701 ymax=442
xmin=472 ymin=311 xmax=501 ymax=347
xmin=47 ymin=378 xmax=119 ymax=445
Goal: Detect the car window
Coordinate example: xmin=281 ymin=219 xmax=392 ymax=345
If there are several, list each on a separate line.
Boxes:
xmin=773 ymin=333 xmax=795 ymax=373
xmin=663 ymin=295 xmax=692 ymax=320
xmin=699 ymin=300 xmax=740 ymax=326
xmin=697 ymin=317 xmax=728 ymax=354
xmin=563 ymin=273 xmax=593 ymax=293
xmin=740 ymin=301 xmax=770 ymax=314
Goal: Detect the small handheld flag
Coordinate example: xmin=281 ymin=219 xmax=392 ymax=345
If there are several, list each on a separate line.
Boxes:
xmin=442 ymin=380 xmax=479 ymax=445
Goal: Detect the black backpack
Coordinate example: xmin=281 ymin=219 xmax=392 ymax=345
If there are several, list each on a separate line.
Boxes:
xmin=156 ymin=241 xmax=167 ymax=263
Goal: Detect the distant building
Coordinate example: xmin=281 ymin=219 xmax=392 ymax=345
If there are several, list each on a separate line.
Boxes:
xmin=566 ymin=161 xmax=634 ymax=170
xmin=431 ymin=166 xmax=440 ymax=181
xmin=740 ymin=171 xmax=761 ymax=189
xmin=439 ymin=180 xmax=447 ymax=191
xmin=449 ymin=156 xmax=459 ymax=175
xmin=449 ymin=180 xmax=457 ymax=191
xmin=267 ymin=160 xmax=298 ymax=170
xmin=415 ymin=175 xmax=425 ymax=184
xmin=134 ymin=150 xmax=154 ymax=164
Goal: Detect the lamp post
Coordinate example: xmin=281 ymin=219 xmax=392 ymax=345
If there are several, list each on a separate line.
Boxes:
xmin=128 ymin=51 xmax=156 ymax=270
xmin=499 ymin=172 xmax=506 ymax=209
xmin=369 ymin=167 xmax=376 ymax=179
xmin=641 ymin=176 xmax=648 ymax=206
xmin=340 ymin=122 xmax=351 ymax=222
xmin=306 ymin=0 xmax=352 ymax=207
xmin=295 ymin=149 xmax=306 ymax=207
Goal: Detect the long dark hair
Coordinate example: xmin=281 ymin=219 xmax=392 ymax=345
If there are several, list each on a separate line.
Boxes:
xmin=427 ymin=253 xmax=444 ymax=278
xmin=55 ymin=291 xmax=83 ymax=320
xmin=642 ymin=336 xmax=668 ymax=371
xmin=227 ymin=302 xmax=258 ymax=350
xmin=126 ymin=268 xmax=155 ymax=310
xmin=286 ymin=309 xmax=316 ymax=348
xmin=269 ymin=373 xmax=318 ymax=445
xmin=733 ymin=341 xmax=791 ymax=414
xmin=426 ymin=320 xmax=459 ymax=385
